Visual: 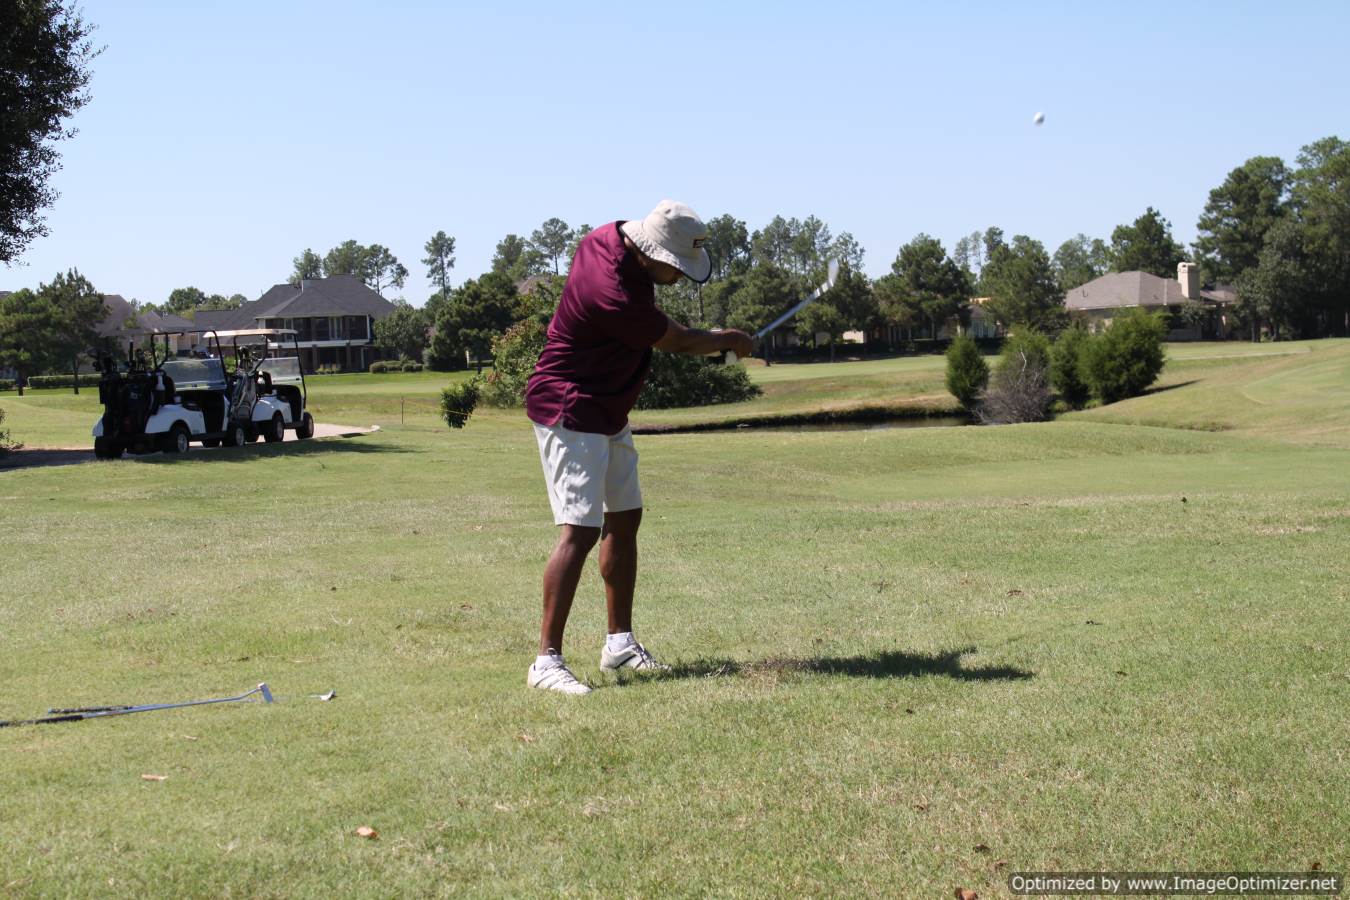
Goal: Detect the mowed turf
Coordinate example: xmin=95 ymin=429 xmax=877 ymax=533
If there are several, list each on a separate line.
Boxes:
xmin=1 ymin=344 xmax=1348 ymax=896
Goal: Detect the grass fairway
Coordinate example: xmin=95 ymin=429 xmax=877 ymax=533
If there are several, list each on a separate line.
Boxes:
xmin=2 ymin=345 xmax=1348 ymax=896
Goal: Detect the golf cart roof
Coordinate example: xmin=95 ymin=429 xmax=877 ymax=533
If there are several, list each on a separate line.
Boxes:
xmin=213 ymin=328 xmax=298 ymax=338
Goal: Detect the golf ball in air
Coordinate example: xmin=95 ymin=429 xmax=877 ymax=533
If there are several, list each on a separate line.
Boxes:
xmin=1033 ymin=111 xmax=1045 ymax=126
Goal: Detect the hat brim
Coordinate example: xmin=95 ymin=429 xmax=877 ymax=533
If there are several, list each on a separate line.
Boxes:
xmin=621 ymin=220 xmax=712 ymax=284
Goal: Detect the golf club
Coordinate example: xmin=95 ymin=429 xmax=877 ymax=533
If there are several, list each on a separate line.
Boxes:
xmin=0 ymin=682 xmax=273 ymax=728
xmin=724 ymin=258 xmax=841 ymax=364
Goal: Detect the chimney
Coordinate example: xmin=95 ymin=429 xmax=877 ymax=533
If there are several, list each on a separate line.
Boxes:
xmin=1177 ymin=262 xmax=1199 ymax=300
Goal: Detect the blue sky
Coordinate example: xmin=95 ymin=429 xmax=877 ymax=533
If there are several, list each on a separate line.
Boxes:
xmin=8 ymin=0 xmax=1348 ymax=306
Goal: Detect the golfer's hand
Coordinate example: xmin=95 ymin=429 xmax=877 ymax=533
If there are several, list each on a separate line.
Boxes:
xmin=722 ymin=330 xmax=753 ymax=358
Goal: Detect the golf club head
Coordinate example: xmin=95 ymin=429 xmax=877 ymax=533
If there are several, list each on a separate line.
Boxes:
xmin=258 ymin=683 xmax=274 ymax=703
xmin=826 ymin=258 xmax=840 ymax=289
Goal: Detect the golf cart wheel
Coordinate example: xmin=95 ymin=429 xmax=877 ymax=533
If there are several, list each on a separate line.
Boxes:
xmin=224 ymin=424 xmax=247 ymax=447
xmin=161 ymin=423 xmax=191 ymax=454
xmin=297 ymin=412 xmax=315 ymax=440
xmin=94 ymin=437 xmax=122 ymax=460
xmin=263 ymin=414 xmax=285 ymax=443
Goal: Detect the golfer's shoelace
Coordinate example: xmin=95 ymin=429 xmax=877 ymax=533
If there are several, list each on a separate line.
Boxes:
xmin=538 ymin=665 xmax=583 ymax=689
xmin=626 ymin=643 xmax=667 ymax=670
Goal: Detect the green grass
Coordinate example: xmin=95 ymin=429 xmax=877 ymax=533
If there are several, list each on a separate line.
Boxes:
xmin=1 ymin=342 xmax=1347 ymax=895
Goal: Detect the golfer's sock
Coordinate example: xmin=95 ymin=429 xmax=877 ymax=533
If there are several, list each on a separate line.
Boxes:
xmin=606 ymin=631 xmax=635 ymax=652
xmin=535 ymin=653 xmax=564 ymax=670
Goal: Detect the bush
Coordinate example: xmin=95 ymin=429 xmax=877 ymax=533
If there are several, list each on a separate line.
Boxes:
xmin=944 ymin=334 xmax=988 ymax=412
xmin=0 ymin=379 xmax=14 ymax=392
xmin=26 ymin=373 xmax=101 ymax=389
xmin=1051 ymin=325 xmax=1093 ymax=409
xmin=634 ymin=352 xmax=761 ymax=410
xmin=482 ymin=319 xmax=548 ymax=408
xmin=400 ymin=360 xmax=422 ymax=372
xmin=369 ymin=361 xmax=390 ymax=374
xmin=440 ymin=377 xmax=481 ymax=429
xmin=0 ymin=406 xmax=19 ymax=455
xmin=1084 ymin=309 xmax=1167 ymax=404
xmin=978 ymin=343 xmax=1053 ymax=425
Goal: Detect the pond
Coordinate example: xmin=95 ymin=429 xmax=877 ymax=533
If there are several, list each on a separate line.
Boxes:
xmin=633 ymin=415 xmax=969 ymax=435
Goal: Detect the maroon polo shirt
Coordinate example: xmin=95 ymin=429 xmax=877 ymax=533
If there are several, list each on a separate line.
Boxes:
xmin=525 ymin=222 xmax=670 ymax=435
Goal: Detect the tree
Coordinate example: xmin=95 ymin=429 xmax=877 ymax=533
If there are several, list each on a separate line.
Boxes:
xmin=981 ymin=227 xmax=1005 ymax=269
xmin=789 ymin=215 xmax=832 ymax=276
xmin=1050 ymin=325 xmax=1093 ymax=409
xmin=323 ymin=240 xmax=367 ymax=278
xmin=491 ymin=233 xmax=546 ymax=281
xmin=884 ymin=235 xmax=970 ymax=339
xmin=751 ymin=215 xmax=796 ymax=267
xmin=945 ymin=334 xmax=988 ymax=413
xmin=162 ymin=286 xmax=206 ymax=316
xmin=979 ymin=331 xmax=1054 ymax=425
xmin=433 ymin=272 xmax=518 ymax=373
xmin=952 ymin=232 xmax=984 ymax=281
xmin=1290 ymin=136 xmax=1350 ymax=334
xmin=0 ymin=1 xmax=100 ymax=263
xmin=982 ymin=235 xmax=1065 ymax=332
xmin=422 ymin=230 xmax=456 ymax=293
xmin=364 ymin=244 xmax=407 ymax=296
xmin=530 ymin=217 xmax=573 ymax=274
xmin=373 ymin=304 xmax=430 ymax=362
xmin=0 ymin=287 xmax=59 ymax=391
xmin=1052 ymin=234 xmax=1109 ymax=293
xmin=1108 ymin=207 xmax=1185 ymax=278
xmin=704 ymin=214 xmax=751 ymax=280
xmin=1193 ymin=156 xmax=1289 ymax=284
xmin=798 ymin=264 xmax=877 ymax=359
xmin=1234 ymin=219 xmax=1317 ymax=340
xmin=725 ymin=262 xmax=797 ymax=336
xmin=564 ymin=224 xmax=592 ymax=270
xmin=45 ymin=269 xmax=105 ymax=377
xmin=291 ymin=248 xmax=322 ymax=284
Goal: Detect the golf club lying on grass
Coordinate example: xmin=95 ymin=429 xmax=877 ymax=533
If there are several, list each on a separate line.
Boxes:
xmin=0 ymin=682 xmax=273 ymax=728
xmin=722 ymin=257 xmax=841 ymax=364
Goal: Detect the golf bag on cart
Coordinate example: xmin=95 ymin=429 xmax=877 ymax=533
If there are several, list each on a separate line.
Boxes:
xmin=95 ymin=350 xmax=174 ymax=458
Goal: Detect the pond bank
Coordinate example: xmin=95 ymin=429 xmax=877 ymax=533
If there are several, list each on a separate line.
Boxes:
xmin=631 ymin=404 xmax=969 ymax=435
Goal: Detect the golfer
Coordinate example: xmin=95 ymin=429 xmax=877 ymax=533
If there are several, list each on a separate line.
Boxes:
xmin=524 ymin=200 xmax=753 ymax=694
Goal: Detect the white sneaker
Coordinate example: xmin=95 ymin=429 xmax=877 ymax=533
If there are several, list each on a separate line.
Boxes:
xmin=527 ymin=659 xmax=592 ymax=695
xmin=600 ymin=640 xmax=672 ymax=674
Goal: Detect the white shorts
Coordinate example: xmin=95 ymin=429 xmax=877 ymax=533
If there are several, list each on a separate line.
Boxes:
xmin=533 ymin=423 xmax=643 ymax=528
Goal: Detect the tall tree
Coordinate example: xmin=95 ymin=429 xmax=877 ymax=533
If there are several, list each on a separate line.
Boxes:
xmin=704 ymin=214 xmax=751 ymax=280
xmin=1108 ymin=207 xmax=1185 ymax=278
xmin=291 ymin=248 xmax=322 ymax=284
xmin=530 ymin=217 xmax=573 ymax=274
xmin=982 ymin=235 xmax=1064 ymax=331
xmin=751 ymin=215 xmax=796 ymax=267
xmin=726 ymin=262 xmax=796 ymax=335
xmin=491 ymin=233 xmax=546 ymax=281
xmin=38 ymin=269 xmax=106 ymax=391
xmin=564 ymin=224 xmax=593 ymax=270
xmin=885 ymin=234 xmax=970 ymax=338
xmin=1052 ymin=234 xmax=1109 ymax=293
xmin=373 ymin=304 xmax=430 ymax=361
xmin=322 ymin=240 xmax=367 ymax=278
xmin=363 ymin=244 xmax=407 ymax=296
xmin=797 ymin=264 xmax=876 ymax=360
xmin=0 ymin=1 xmax=100 ymax=263
xmin=1290 ymin=136 xmax=1350 ymax=333
xmin=1194 ymin=156 xmax=1289 ymax=284
xmin=0 ymin=287 xmax=60 ymax=388
xmin=981 ymin=227 xmax=1005 ymax=267
xmin=422 ymin=230 xmax=456 ymax=294
xmin=789 ymin=215 xmax=832 ymax=276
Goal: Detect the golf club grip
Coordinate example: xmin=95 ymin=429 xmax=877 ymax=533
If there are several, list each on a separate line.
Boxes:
xmin=0 ymin=713 xmax=87 ymax=728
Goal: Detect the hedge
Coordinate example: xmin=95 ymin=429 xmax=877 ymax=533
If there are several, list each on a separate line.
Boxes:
xmin=23 ymin=374 xmax=102 ymax=390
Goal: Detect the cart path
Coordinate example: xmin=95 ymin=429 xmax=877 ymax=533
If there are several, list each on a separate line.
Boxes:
xmin=0 ymin=424 xmax=380 ymax=472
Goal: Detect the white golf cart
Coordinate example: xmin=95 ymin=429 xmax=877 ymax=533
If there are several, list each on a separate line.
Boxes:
xmin=214 ymin=329 xmax=314 ymax=444
xmin=93 ymin=329 xmax=250 ymax=458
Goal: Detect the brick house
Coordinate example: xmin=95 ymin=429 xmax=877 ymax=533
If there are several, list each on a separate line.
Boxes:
xmin=1064 ymin=263 xmax=1237 ymax=340
xmin=196 ymin=275 xmax=397 ymax=372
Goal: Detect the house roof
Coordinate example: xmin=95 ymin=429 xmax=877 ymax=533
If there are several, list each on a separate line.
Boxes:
xmin=1201 ymin=284 xmax=1238 ymax=305
xmin=96 ymin=294 xmax=139 ymax=337
xmin=1064 ymin=271 xmax=1190 ymax=311
xmin=137 ymin=309 xmax=197 ymax=332
xmin=198 ymin=275 xmax=397 ymax=329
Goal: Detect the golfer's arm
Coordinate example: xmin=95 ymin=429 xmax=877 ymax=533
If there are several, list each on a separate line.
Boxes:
xmin=653 ymin=317 xmax=735 ymax=355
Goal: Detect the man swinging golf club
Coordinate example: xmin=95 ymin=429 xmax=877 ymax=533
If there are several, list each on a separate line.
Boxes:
xmin=524 ymin=200 xmax=753 ymax=694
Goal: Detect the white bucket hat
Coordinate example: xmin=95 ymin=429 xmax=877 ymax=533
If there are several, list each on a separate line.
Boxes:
xmin=620 ymin=200 xmax=712 ymax=283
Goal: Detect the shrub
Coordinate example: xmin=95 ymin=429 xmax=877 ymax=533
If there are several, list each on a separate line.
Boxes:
xmin=1083 ymin=309 xmax=1167 ymax=404
xmin=369 ymin=361 xmax=390 ymax=374
xmin=0 ymin=406 xmax=19 ymax=455
xmin=440 ymin=377 xmax=481 ymax=429
xmin=944 ymin=334 xmax=988 ymax=413
xmin=1050 ymin=325 xmax=1093 ymax=409
xmin=634 ymin=352 xmax=761 ymax=410
xmin=0 ymin=379 xmax=14 ymax=392
xmin=978 ymin=343 xmax=1053 ymax=425
xmin=1000 ymin=327 xmax=1051 ymax=373
xmin=400 ymin=360 xmax=422 ymax=372
xmin=26 ymin=373 xmax=101 ymax=389
xmin=482 ymin=319 xmax=548 ymax=408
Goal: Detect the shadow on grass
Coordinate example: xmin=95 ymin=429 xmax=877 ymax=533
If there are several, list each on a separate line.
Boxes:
xmin=1140 ymin=379 xmax=1199 ymax=396
xmin=140 ymin=436 xmax=415 ymax=466
xmin=654 ymin=646 xmax=1033 ymax=683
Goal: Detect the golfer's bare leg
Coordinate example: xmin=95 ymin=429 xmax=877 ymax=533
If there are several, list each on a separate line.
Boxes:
xmin=540 ymin=524 xmax=600 ymax=655
xmin=600 ymin=508 xmax=642 ymax=634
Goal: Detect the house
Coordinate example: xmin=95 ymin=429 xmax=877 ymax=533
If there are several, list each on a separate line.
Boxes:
xmin=1064 ymin=263 xmax=1235 ymax=340
xmin=195 ymin=275 xmax=397 ymax=372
